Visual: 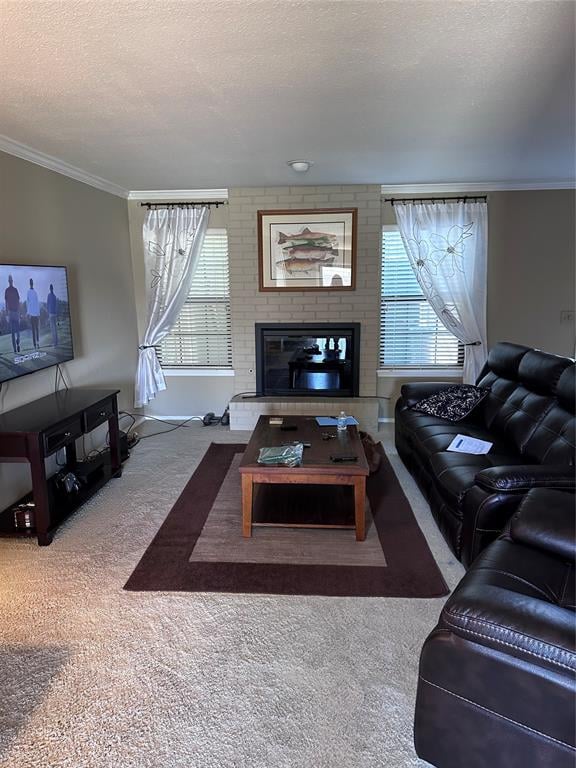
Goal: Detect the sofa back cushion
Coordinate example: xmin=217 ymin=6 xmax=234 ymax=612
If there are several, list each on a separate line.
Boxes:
xmin=476 ymin=343 xmax=575 ymax=466
xmin=521 ymin=365 xmax=575 ymax=465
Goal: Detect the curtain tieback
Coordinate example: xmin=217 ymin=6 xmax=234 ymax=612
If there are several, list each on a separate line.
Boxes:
xmin=138 ymin=345 xmax=156 ymax=350
xmin=463 ymin=341 xmax=482 ymax=346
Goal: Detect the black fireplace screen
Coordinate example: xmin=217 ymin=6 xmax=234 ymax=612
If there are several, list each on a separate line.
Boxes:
xmin=255 ymin=323 xmax=360 ymax=396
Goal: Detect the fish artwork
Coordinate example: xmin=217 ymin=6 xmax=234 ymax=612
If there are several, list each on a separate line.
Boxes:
xmin=282 ymin=246 xmax=338 ymax=259
xmin=275 ymin=226 xmax=340 ymax=275
xmin=277 ymin=227 xmax=338 ymax=247
xmin=277 ymin=255 xmax=336 ymax=274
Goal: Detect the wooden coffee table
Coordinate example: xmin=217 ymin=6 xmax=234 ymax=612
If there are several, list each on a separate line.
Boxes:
xmin=239 ymin=415 xmax=369 ymax=541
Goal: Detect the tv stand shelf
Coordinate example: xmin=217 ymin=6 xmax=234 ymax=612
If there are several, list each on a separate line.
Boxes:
xmin=0 ymin=388 xmax=121 ymax=545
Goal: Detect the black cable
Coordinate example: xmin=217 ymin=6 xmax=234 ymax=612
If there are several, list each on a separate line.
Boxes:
xmin=115 ymin=412 xmax=205 ymax=444
xmin=131 ymin=413 xmax=202 ymax=427
xmin=134 ymin=415 xmax=203 ymax=441
xmin=101 ymin=411 xmax=139 ymax=448
xmin=84 ymin=447 xmax=107 ymax=459
xmin=120 ymin=412 xmax=204 ymax=430
xmin=118 ymin=412 xmax=137 ymax=432
xmin=54 ymin=363 xmax=69 ymax=393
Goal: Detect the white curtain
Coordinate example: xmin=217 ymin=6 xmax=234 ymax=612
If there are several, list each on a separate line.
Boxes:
xmin=394 ymin=201 xmax=488 ymax=383
xmin=134 ymin=206 xmax=209 ymax=408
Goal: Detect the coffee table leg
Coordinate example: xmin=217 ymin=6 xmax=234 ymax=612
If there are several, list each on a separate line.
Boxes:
xmin=242 ymin=474 xmax=253 ymax=537
xmin=354 ymin=476 xmax=366 ymax=541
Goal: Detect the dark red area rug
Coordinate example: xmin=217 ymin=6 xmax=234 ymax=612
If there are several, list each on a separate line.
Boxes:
xmin=124 ymin=443 xmax=449 ymax=597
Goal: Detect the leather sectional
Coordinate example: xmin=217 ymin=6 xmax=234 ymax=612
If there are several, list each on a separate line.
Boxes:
xmin=414 ymin=488 xmax=576 ymax=768
xmin=395 ymin=342 xmax=575 ymax=566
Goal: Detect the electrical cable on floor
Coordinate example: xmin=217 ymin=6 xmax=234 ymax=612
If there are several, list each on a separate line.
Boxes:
xmin=131 ymin=416 xmax=204 ymax=443
xmin=123 ymin=412 xmax=202 ymax=427
xmin=117 ymin=412 xmax=207 ymax=447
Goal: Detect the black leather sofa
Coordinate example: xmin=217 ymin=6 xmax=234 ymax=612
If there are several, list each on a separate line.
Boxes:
xmin=395 ymin=342 xmax=575 ymax=566
xmin=414 ymin=488 xmax=576 ymax=768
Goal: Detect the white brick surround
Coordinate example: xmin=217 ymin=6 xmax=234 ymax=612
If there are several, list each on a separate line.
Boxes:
xmin=228 ymin=185 xmax=382 ymax=411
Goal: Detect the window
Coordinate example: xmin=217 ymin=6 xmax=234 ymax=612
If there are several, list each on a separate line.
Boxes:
xmin=156 ymin=229 xmax=232 ymax=368
xmin=380 ymin=227 xmax=462 ymax=368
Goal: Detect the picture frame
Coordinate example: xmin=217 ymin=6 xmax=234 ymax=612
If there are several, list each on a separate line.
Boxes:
xmin=257 ymin=208 xmax=357 ymax=291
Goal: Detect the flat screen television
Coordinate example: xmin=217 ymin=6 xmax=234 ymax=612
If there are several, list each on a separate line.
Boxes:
xmin=0 ymin=264 xmax=74 ymax=384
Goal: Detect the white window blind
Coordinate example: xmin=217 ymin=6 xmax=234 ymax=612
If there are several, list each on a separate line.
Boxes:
xmin=156 ymin=229 xmax=232 ymax=368
xmin=380 ymin=228 xmax=462 ymax=368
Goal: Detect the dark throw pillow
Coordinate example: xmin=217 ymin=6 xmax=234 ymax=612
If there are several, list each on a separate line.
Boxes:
xmin=411 ymin=384 xmax=489 ymax=422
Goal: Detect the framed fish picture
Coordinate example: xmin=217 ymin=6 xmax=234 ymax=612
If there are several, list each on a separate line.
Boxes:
xmin=257 ymin=208 xmax=357 ymax=291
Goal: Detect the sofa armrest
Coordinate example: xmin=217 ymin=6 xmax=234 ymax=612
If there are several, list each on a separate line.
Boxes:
xmin=399 ymin=382 xmax=455 ymax=408
xmin=475 ymin=465 xmax=576 ymax=493
xmin=509 ymin=489 xmax=575 ymax=562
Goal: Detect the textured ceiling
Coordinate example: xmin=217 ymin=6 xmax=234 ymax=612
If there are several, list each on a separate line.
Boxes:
xmin=1 ymin=0 xmax=574 ymax=190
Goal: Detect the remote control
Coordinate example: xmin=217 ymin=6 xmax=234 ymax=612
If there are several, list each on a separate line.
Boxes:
xmin=330 ymin=454 xmax=358 ymax=462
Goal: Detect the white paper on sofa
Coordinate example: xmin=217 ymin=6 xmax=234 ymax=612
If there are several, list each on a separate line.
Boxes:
xmin=447 ymin=434 xmax=493 ymax=454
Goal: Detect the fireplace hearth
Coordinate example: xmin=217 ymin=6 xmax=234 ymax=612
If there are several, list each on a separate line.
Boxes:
xmin=255 ymin=323 xmax=360 ymax=397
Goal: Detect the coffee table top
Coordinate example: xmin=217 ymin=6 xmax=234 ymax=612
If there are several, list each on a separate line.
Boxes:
xmin=239 ymin=415 xmax=369 ymax=476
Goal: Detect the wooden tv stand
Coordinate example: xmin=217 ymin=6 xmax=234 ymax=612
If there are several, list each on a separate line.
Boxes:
xmin=0 ymin=388 xmax=122 ymax=545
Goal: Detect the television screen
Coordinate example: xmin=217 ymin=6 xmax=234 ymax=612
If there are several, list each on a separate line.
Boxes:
xmin=0 ymin=264 xmax=74 ymax=384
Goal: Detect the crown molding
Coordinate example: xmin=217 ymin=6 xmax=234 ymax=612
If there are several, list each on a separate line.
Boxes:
xmin=127 ymin=189 xmax=228 ymax=201
xmin=0 ymin=134 xmax=129 ymax=198
xmin=381 ymin=180 xmax=575 ymax=194
xmin=2 ymin=134 xmax=572 ymax=200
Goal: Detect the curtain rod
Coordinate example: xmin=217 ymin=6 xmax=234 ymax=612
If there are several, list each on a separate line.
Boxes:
xmin=384 ymin=195 xmax=487 ymax=205
xmin=140 ymin=201 xmax=228 ymax=209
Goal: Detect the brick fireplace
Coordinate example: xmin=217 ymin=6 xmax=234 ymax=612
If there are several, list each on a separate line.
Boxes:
xmin=227 ymin=184 xmax=381 ymax=430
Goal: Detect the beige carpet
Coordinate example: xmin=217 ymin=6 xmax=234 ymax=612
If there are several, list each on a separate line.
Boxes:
xmin=190 ymin=454 xmax=386 ymax=566
xmin=0 ymin=423 xmax=464 ymax=768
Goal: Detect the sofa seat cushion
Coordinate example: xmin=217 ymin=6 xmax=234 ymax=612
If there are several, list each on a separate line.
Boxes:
xmin=429 ymin=452 xmax=528 ymax=507
xmin=404 ymin=414 xmax=514 ymax=462
xmin=440 ymin=538 xmax=576 ymax=676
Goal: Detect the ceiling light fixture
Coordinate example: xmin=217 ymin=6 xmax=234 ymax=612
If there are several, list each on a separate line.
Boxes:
xmin=287 ymin=159 xmax=313 ymax=173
